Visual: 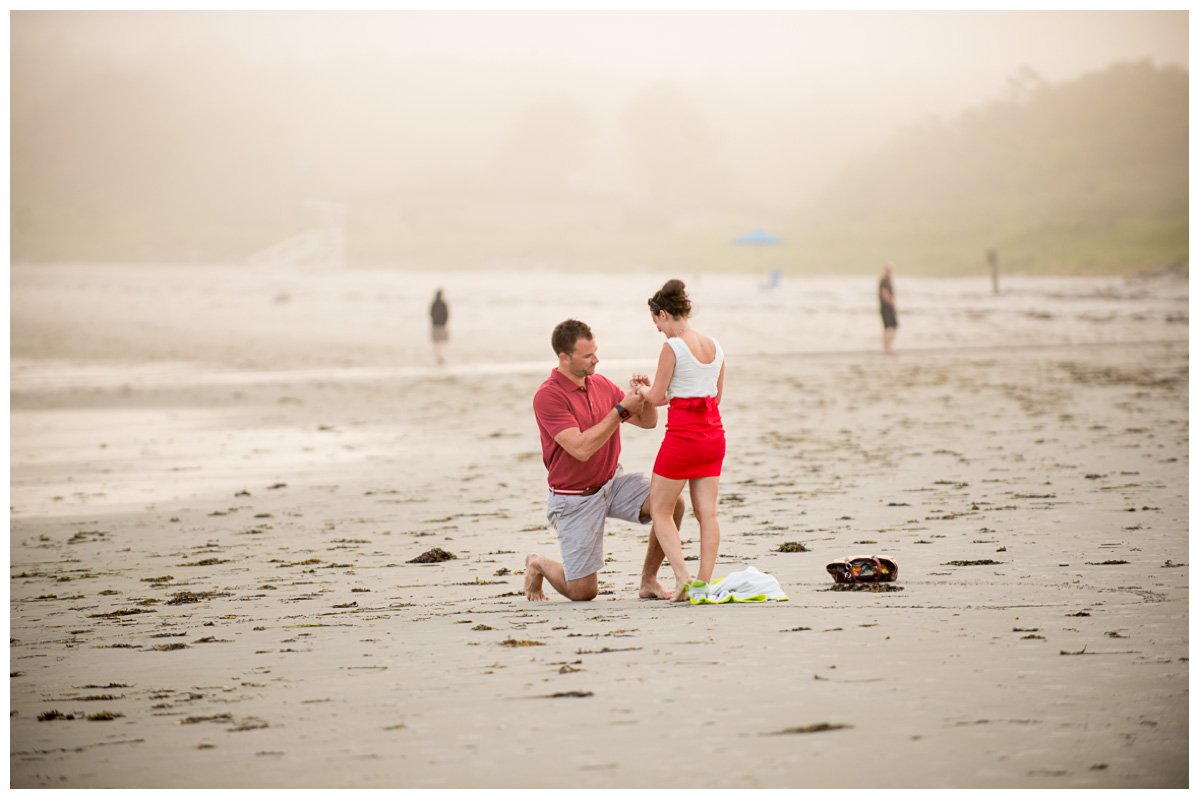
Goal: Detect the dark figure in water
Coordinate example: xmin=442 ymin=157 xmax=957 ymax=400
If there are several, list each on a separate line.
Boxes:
xmin=430 ymin=289 xmax=449 ymax=365
xmin=879 ymin=263 xmax=898 ymax=355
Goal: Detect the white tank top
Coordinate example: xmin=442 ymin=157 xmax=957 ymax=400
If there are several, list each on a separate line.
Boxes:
xmin=666 ymin=336 xmax=723 ymax=400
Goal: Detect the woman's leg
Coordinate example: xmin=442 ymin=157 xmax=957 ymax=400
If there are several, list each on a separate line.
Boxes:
xmin=637 ymin=492 xmax=685 ymax=599
xmin=648 ymin=473 xmax=690 ymax=600
xmin=688 ymin=476 xmax=721 ymax=583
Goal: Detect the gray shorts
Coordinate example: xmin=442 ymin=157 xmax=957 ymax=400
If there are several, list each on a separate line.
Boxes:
xmin=545 ymin=466 xmax=652 ymax=581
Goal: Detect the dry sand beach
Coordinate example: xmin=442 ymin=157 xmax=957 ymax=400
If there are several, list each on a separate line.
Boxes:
xmin=9 ymin=263 xmax=1189 ymax=789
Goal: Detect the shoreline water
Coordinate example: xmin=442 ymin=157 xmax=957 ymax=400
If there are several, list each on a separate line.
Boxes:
xmin=11 ymin=264 xmax=1187 ymax=370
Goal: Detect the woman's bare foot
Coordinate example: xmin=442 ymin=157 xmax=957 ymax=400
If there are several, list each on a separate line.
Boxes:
xmin=671 ymin=581 xmax=691 ymax=602
xmin=524 ymin=553 xmax=547 ymax=601
xmin=638 ymin=578 xmax=672 ymax=600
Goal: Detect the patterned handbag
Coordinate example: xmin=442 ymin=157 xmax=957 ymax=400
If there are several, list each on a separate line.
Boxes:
xmin=826 ymin=555 xmax=898 ymax=584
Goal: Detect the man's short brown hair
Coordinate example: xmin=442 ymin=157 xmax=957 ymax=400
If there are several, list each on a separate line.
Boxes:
xmin=551 ymin=319 xmax=593 ymax=356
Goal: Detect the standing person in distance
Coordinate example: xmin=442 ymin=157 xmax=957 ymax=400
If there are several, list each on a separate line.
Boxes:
xmin=636 ymin=279 xmax=726 ymax=601
xmin=879 ymin=263 xmax=898 ymax=355
xmin=430 ymin=289 xmax=449 ymax=365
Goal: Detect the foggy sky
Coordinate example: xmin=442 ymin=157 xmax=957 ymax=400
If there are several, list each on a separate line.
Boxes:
xmin=11 ymin=10 xmax=1189 ymax=223
xmin=19 ymin=10 xmax=1187 ymax=81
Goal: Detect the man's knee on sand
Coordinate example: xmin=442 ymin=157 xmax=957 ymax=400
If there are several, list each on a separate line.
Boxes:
xmin=565 ymin=573 xmax=599 ymax=601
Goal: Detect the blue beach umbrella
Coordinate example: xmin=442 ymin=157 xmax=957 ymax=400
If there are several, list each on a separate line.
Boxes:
xmin=734 ymin=229 xmax=784 ymax=287
xmin=733 ymin=229 xmax=784 ymax=246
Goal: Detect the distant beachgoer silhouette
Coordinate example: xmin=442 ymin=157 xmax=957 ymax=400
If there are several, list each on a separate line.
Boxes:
xmin=430 ymin=289 xmax=449 ymax=365
xmin=879 ymin=263 xmax=898 ymax=355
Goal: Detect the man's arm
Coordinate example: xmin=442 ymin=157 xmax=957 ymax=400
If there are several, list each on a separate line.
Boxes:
xmin=625 ymin=397 xmax=658 ymax=429
xmin=552 ymin=390 xmax=647 ymax=461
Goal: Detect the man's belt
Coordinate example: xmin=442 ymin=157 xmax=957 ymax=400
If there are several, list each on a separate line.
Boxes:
xmin=550 ymin=484 xmax=604 ymax=497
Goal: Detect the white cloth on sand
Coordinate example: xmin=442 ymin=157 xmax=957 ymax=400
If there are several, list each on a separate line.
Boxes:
xmin=686 ymin=565 xmax=789 ymax=604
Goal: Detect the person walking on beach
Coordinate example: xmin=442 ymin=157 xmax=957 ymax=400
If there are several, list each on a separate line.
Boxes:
xmin=430 ymin=289 xmax=449 ymax=365
xmin=527 ymin=318 xmax=684 ymax=602
xmin=635 ymin=280 xmax=726 ymax=602
xmin=879 ymin=263 xmax=898 ymax=355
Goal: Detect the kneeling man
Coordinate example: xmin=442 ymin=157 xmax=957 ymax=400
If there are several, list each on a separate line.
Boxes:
xmin=527 ymin=319 xmax=684 ymax=601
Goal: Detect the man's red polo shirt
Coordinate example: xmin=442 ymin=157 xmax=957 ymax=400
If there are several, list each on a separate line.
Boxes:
xmin=533 ymin=368 xmax=623 ymax=491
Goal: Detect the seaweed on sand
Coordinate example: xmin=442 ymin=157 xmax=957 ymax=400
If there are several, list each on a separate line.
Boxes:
xmin=767 ymin=722 xmax=852 ymax=735
xmin=408 ymin=547 xmax=457 ymax=563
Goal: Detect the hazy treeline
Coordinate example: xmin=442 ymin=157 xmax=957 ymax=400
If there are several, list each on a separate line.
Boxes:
xmin=806 ymin=61 xmax=1188 ymax=274
xmin=11 ymin=24 xmax=1187 ymax=275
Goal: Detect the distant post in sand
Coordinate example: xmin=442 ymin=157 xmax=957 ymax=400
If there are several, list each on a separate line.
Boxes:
xmin=988 ymin=248 xmax=999 ymax=294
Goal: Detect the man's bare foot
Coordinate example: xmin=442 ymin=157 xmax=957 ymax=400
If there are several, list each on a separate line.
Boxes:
xmin=524 ymin=553 xmax=547 ymax=601
xmin=638 ymin=578 xmax=672 ymax=600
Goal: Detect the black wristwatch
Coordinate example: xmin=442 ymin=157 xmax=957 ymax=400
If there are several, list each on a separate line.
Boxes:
xmin=615 ymin=403 xmax=631 ymax=421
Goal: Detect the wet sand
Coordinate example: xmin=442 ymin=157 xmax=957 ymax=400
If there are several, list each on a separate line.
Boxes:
xmin=9 ymin=263 xmax=1189 ymax=788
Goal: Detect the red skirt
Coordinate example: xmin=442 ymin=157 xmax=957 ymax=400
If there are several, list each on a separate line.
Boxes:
xmin=653 ymin=396 xmax=726 ymax=480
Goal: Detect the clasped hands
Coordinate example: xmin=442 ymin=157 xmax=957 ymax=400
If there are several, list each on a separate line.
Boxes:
xmin=619 ymin=372 xmax=652 ymax=414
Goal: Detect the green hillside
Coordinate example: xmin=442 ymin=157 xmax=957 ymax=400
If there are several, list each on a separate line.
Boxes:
xmin=800 ymin=61 xmax=1188 ymax=275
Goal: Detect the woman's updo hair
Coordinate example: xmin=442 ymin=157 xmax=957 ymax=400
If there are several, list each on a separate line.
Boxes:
xmin=648 ymin=279 xmax=691 ymax=319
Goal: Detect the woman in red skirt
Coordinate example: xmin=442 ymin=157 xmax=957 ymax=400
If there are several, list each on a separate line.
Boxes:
xmin=636 ymin=279 xmax=726 ymax=601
